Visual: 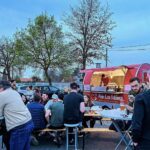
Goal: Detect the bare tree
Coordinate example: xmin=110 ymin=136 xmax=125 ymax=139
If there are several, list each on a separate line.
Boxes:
xmin=64 ymin=0 xmax=115 ymax=69
xmin=0 ymin=38 xmax=16 ymax=80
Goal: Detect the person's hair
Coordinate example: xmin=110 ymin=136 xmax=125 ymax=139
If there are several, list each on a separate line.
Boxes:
xmin=58 ymin=93 xmax=64 ymax=100
xmin=84 ymin=95 xmax=92 ymax=106
xmin=85 ymin=95 xmax=90 ymax=101
xmin=129 ymin=77 xmax=140 ymax=83
xmin=101 ymin=74 xmax=105 ymax=78
xmin=34 ymin=88 xmax=40 ymax=93
xmin=33 ymin=94 xmax=41 ymax=102
xmin=29 ymin=86 xmax=33 ymax=90
xmin=10 ymin=79 xmax=15 ymax=83
xmin=19 ymin=93 xmax=24 ymax=97
xmin=42 ymin=91 xmax=52 ymax=99
xmin=77 ymin=84 xmax=80 ymax=88
xmin=19 ymin=93 xmax=27 ymax=100
xmin=0 ymin=80 xmax=11 ymax=90
xmin=70 ymin=82 xmax=78 ymax=90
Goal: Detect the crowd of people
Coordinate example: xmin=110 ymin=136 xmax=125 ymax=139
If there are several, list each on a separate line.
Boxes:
xmin=0 ymin=78 xmax=150 ymax=150
xmin=0 ymin=80 xmax=85 ymax=149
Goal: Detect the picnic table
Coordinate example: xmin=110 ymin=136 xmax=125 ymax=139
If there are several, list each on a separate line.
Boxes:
xmin=101 ymin=109 xmax=133 ymax=150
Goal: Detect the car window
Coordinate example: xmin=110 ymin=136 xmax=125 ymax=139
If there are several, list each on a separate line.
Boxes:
xmin=20 ymin=86 xmax=28 ymax=90
xmin=34 ymin=86 xmax=49 ymax=92
xmin=34 ymin=86 xmax=41 ymax=90
xmin=50 ymin=86 xmax=58 ymax=92
xmin=43 ymin=86 xmax=50 ymax=91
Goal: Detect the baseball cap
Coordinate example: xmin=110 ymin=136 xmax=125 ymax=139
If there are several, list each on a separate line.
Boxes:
xmin=52 ymin=94 xmax=58 ymax=99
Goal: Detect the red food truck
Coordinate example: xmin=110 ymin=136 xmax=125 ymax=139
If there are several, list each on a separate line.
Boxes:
xmin=80 ymin=63 xmax=150 ymax=109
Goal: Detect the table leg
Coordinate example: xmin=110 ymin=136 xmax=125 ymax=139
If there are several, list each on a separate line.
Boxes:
xmin=112 ymin=119 xmax=131 ymax=150
xmin=82 ymin=132 xmax=85 ymax=150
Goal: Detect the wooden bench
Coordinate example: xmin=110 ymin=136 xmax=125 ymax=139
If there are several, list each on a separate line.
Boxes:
xmin=40 ymin=128 xmax=66 ymax=132
xmin=81 ymin=127 xmax=114 ymax=132
xmin=37 ymin=128 xmax=66 ymax=147
xmin=101 ymin=118 xmax=111 ymax=121
xmin=38 ymin=128 xmax=66 ymax=139
xmin=39 ymin=127 xmax=114 ymax=149
xmin=40 ymin=127 xmax=113 ymax=133
xmin=81 ymin=128 xmax=115 ymax=150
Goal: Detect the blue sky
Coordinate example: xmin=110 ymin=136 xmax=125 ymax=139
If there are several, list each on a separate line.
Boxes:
xmin=0 ymin=0 xmax=150 ymax=76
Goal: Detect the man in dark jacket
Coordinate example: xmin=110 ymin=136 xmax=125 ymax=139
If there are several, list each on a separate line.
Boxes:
xmin=132 ymin=89 xmax=150 ymax=149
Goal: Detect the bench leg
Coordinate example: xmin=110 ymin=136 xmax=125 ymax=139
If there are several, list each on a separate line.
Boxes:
xmin=66 ymin=128 xmax=69 ymax=150
xmin=82 ymin=132 xmax=85 ymax=150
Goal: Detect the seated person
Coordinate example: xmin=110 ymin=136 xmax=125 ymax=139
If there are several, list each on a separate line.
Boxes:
xmin=82 ymin=95 xmax=96 ymax=128
xmin=45 ymin=93 xmax=59 ymax=111
xmin=19 ymin=93 xmax=28 ymax=105
xmin=41 ymin=92 xmax=52 ymax=106
xmin=26 ymin=86 xmax=34 ymax=101
xmin=45 ymin=93 xmax=64 ymax=129
xmin=27 ymin=94 xmax=47 ymax=145
xmin=124 ymin=94 xmax=135 ymax=130
xmin=27 ymin=94 xmax=47 ymax=130
xmin=125 ymin=94 xmax=135 ymax=114
xmin=45 ymin=94 xmax=64 ymax=144
xmin=109 ymin=94 xmax=135 ymax=131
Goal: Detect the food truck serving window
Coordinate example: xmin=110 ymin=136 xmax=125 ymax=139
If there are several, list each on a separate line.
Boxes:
xmin=90 ymin=67 xmax=128 ymax=92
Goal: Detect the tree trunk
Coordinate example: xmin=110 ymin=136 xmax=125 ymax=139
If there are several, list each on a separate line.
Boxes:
xmin=6 ymin=67 xmax=11 ymax=81
xmin=82 ymin=58 xmax=86 ymax=70
xmin=2 ymin=69 xmax=8 ymax=80
xmin=44 ymin=69 xmax=52 ymax=85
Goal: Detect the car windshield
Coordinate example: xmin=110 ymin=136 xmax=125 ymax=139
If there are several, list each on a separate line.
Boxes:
xmin=20 ymin=86 xmax=28 ymax=90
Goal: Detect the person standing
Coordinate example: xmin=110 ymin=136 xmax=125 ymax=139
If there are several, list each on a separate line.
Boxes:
xmin=129 ymin=77 xmax=146 ymax=96
xmin=132 ymin=89 xmax=150 ymax=149
xmin=110 ymin=77 xmax=144 ymax=131
xmin=10 ymin=80 xmax=17 ymax=90
xmin=125 ymin=77 xmax=145 ymax=129
xmin=0 ymin=80 xmax=34 ymax=150
xmin=126 ymin=77 xmax=145 ymax=115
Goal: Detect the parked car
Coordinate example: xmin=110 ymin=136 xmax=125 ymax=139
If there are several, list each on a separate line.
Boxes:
xmin=34 ymin=85 xmax=60 ymax=94
xmin=17 ymin=84 xmax=60 ymax=99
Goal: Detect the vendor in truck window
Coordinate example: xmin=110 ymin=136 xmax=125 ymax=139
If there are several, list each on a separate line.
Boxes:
xmin=143 ymin=72 xmax=149 ymax=82
xmin=100 ymin=74 xmax=109 ymax=86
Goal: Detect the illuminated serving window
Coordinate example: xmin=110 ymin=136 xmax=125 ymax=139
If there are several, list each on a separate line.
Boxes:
xmin=90 ymin=67 xmax=128 ymax=92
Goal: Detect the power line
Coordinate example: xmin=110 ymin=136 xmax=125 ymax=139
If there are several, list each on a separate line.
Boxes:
xmin=110 ymin=44 xmax=150 ymax=51
xmin=112 ymin=43 xmax=150 ymax=49
xmin=110 ymin=48 xmax=150 ymax=51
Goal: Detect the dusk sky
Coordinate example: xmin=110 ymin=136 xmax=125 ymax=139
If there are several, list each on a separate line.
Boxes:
xmin=0 ymin=0 xmax=150 ymax=76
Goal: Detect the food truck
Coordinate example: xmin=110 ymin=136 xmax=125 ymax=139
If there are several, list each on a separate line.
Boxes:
xmin=80 ymin=63 xmax=150 ymax=108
